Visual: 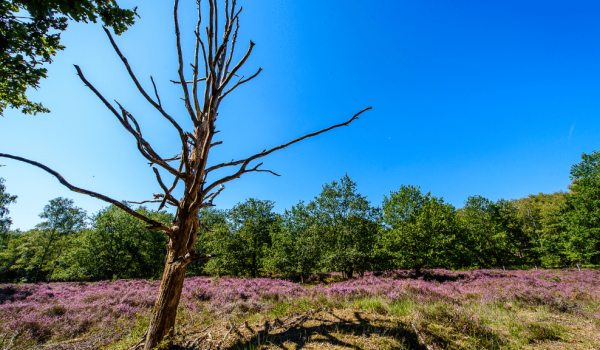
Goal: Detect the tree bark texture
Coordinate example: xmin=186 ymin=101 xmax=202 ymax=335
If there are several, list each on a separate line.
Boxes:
xmin=144 ymin=246 xmax=187 ymax=349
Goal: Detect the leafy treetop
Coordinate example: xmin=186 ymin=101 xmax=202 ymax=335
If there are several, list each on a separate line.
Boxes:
xmin=0 ymin=178 xmax=17 ymax=245
xmin=0 ymin=0 xmax=138 ymax=116
xmin=562 ymin=150 xmax=600 ymax=264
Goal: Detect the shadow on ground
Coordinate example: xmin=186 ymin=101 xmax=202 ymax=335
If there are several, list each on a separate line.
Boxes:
xmin=174 ymin=309 xmax=431 ymax=350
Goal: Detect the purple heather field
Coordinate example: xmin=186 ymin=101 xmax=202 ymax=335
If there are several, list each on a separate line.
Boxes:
xmin=1 ymin=269 xmax=599 ymax=344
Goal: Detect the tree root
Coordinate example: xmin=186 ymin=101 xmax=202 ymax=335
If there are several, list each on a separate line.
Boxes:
xmin=128 ymin=330 xmax=148 ymax=350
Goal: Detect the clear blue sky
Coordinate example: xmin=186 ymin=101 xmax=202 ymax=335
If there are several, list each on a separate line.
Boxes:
xmin=2 ymin=0 xmax=599 ymax=230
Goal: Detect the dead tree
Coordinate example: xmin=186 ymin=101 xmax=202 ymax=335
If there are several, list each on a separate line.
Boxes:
xmin=0 ymin=0 xmax=371 ymax=348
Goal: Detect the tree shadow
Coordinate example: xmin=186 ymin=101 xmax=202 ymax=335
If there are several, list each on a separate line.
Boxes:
xmin=303 ymin=273 xmax=346 ymax=285
xmin=213 ymin=310 xmax=429 ymax=350
xmin=0 ymin=285 xmax=32 ymax=304
xmin=375 ymin=270 xmax=469 ymax=283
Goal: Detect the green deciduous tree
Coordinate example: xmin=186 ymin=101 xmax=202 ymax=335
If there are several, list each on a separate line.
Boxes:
xmin=314 ymin=175 xmax=380 ymax=278
xmin=515 ymin=192 xmax=567 ymax=267
xmin=0 ymin=177 xmax=17 ymax=250
xmin=457 ymin=195 xmax=500 ymax=267
xmin=497 ymin=199 xmax=532 ymax=266
xmin=458 ymin=196 xmax=530 ymax=268
xmin=0 ymin=197 xmax=85 ymax=282
xmin=3 ymin=228 xmax=49 ymax=281
xmin=202 ymin=199 xmax=278 ymax=278
xmin=381 ymin=185 xmax=458 ymax=275
xmin=1 ymin=0 xmax=137 ymax=115
xmin=0 ymin=228 xmax=22 ymax=282
xmin=32 ymin=197 xmax=86 ymax=282
xmin=562 ymin=151 xmax=600 ymax=265
xmin=266 ymin=200 xmax=321 ymax=282
xmin=59 ymin=204 xmax=171 ymax=281
xmin=186 ymin=207 xmax=227 ymax=276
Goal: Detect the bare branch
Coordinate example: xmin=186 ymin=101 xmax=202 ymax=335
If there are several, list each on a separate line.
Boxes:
xmin=223 ymin=9 xmax=240 ymax=78
xmin=111 ymin=100 xmax=183 ymax=178
xmin=224 ymin=0 xmax=230 ymax=29
xmin=152 ymin=167 xmax=180 ymax=209
xmin=205 ymin=107 xmax=372 ymax=177
xmin=150 ymin=76 xmax=162 ymax=107
xmin=219 ymin=40 xmax=255 ymax=92
xmin=195 ymin=30 xmax=209 ymax=79
xmin=174 ymin=0 xmax=198 ymax=124
xmin=102 ymin=27 xmax=187 ymax=146
xmin=102 ymin=26 xmax=157 ymax=107
xmin=129 ymin=193 xmax=178 ymax=207
xmin=205 ymin=26 xmax=218 ymax=93
xmin=171 ymin=78 xmax=207 ymax=84
xmin=219 ymin=67 xmax=262 ymax=101
xmin=213 ymin=5 xmax=239 ymax=78
xmin=74 ymin=65 xmax=183 ymax=178
xmin=253 ymin=167 xmax=281 ymax=177
xmin=73 ymin=65 xmax=123 ymax=121
xmin=211 ymin=0 xmax=218 ymax=54
xmin=115 ymin=100 xmax=142 ymax=135
xmin=206 ymin=2 xmax=214 ymax=68
xmin=202 ymin=184 xmax=225 ymax=207
xmin=192 ymin=1 xmax=203 ymax=120
xmin=147 ymin=154 xmax=181 ymax=167
xmin=160 ymin=160 xmax=184 ymax=210
xmin=164 ymin=154 xmax=182 ymax=162
xmin=0 ymin=153 xmax=169 ymax=231
xmin=210 ymin=141 xmax=222 ymax=148
xmin=128 ymin=199 xmax=164 ymax=205
xmin=203 ymin=161 xmax=279 ymax=197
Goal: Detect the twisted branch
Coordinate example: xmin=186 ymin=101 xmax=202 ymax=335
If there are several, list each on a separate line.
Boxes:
xmin=152 ymin=168 xmax=180 ymax=209
xmin=219 ymin=67 xmax=262 ymax=101
xmin=202 ymin=184 xmax=225 ymax=207
xmin=102 ymin=27 xmax=189 ymax=171
xmin=174 ymin=0 xmax=198 ymax=125
xmin=203 ymin=107 xmax=372 ymax=193
xmin=0 ymin=153 xmax=168 ymax=231
xmin=74 ymin=65 xmax=183 ymax=178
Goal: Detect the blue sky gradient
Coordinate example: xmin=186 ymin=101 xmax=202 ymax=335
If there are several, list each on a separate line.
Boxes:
xmin=1 ymin=0 xmax=599 ymax=229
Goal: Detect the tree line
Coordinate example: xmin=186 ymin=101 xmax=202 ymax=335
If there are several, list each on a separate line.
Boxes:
xmin=0 ymin=150 xmax=598 ymax=283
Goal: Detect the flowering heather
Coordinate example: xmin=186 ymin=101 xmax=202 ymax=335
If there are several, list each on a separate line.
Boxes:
xmin=0 ymin=269 xmax=598 ymax=347
xmin=314 ymin=269 xmax=600 ymax=311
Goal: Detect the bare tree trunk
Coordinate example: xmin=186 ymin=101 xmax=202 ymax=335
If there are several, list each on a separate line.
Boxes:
xmin=143 ymin=206 xmax=206 ymax=349
xmin=144 ymin=223 xmax=192 ymax=350
xmin=144 ymin=256 xmax=187 ymax=349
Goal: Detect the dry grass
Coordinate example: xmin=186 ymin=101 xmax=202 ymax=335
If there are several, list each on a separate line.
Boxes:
xmin=167 ymin=305 xmax=598 ymax=350
xmin=32 ymin=301 xmax=600 ymax=350
xmin=95 ymin=302 xmax=598 ymax=350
